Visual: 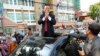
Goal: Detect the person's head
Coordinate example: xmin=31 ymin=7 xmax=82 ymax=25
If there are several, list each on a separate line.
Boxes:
xmin=26 ymin=27 xmax=32 ymax=35
xmin=14 ymin=32 xmax=17 ymax=34
xmin=86 ymin=22 xmax=100 ymax=36
xmin=50 ymin=11 xmax=54 ymax=15
xmin=43 ymin=4 xmax=50 ymax=13
xmin=0 ymin=32 xmax=3 ymax=36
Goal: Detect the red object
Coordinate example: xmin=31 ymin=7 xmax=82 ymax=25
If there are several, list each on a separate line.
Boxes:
xmin=44 ymin=16 xmax=48 ymax=32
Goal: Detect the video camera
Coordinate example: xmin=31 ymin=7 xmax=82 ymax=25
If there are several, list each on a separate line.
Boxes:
xmin=64 ymin=32 xmax=87 ymax=56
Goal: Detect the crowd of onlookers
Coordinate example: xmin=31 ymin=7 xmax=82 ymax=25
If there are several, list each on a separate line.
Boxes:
xmin=0 ymin=32 xmax=23 ymax=56
xmin=0 ymin=27 xmax=34 ymax=56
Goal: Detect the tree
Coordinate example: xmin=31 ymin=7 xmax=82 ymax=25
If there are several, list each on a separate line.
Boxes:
xmin=89 ymin=2 xmax=100 ymax=20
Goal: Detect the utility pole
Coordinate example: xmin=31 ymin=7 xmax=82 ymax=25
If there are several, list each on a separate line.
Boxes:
xmin=0 ymin=0 xmax=4 ymax=34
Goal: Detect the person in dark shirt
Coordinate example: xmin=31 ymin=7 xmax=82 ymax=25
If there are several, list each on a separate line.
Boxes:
xmin=38 ymin=4 xmax=56 ymax=37
xmin=22 ymin=27 xmax=34 ymax=41
xmin=13 ymin=32 xmax=24 ymax=44
xmin=78 ymin=22 xmax=100 ymax=56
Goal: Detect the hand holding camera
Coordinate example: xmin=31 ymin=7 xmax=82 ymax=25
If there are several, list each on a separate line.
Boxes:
xmin=78 ymin=41 xmax=85 ymax=56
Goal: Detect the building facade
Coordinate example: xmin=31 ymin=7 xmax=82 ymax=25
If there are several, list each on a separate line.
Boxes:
xmin=57 ymin=0 xmax=76 ymax=22
xmin=2 ymin=0 xmax=80 ymax=31
xmin=3 ymin=0 xmax=35 ymax=26
xmin=0 ymin=0 xmax=4 ymax=33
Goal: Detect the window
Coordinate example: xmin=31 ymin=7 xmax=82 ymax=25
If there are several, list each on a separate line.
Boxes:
xmin=63 ymin=6 xmax=65 ymax=10
xmin=29 ymin=1 xmax=32 ymax=6
xmin=64 ymin=14 xmax=66 ymax=20
xmin=63 ymin=14 xmax=65 ymax=20
xmin=16 ymin=13 xmax=22 ymax=20
xmin=24 ymin=13 xmax=29 ymax=20
xmin=58 ymin=6 xmax=67 ymax=10
xmin=70 ymin=14 xmax=73 ymax=20
xmin=30 ymin=14 xmax=35 ymax=21
xmin=9 ymin=0 xmax=13 ymax=4
xmin=67 ymin=6 xmax=73 ymax=11
xmin=65 ymin=15 xmax=68 ymax=21
xmin=23 ymin=0 xmax=30 ymax=6
xmin=18 ymin=0 xmax=22 ymax=5
xmin=67 ymin=0 xmax=73 ymax=3
xmin=27 ymin=0 xmax=30 ymax=6
xmin=5 ymin=0 xmax=9 ymax=4
xmin=67 ymin=14 xmax=70 ymax=20
xmin=31 ymin=1 xmax=34 ymax=6
xmin=58 ymin=14 xmax=61 ymax=22
xmin=24 ymin=0 xmax=27 ymax=6
xmin=8 ymin=13 xmax=15 ymax=20
xmin=70 ymin=14 xmax=74 ymax=20
xmin=68 ymin=14 xmax=73 ymax=20
xmin=14 ymin=0 xmax=18 ymax=5
xmin=29 ymin=0 xmax=34 ymax=6
xmin=59 ymin=6 xmax=61 ymax=10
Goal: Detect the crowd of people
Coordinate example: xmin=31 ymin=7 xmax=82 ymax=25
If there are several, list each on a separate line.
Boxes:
xmin=0 ymin=27 xmax=34 ymax=56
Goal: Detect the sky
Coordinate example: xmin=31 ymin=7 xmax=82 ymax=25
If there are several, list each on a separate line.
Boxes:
xmin=80 ymin=0 xmax=100 ymax=11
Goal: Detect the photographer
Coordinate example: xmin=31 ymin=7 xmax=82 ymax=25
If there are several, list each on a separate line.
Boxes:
xmin=78 ymin=22 xmax=100 ymax=56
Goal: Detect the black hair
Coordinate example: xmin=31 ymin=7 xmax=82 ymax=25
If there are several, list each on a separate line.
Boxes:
xmin=28 ymin=27 xmax=31 ymax=31
xmin=50 ymin=11 xmax=54 ymax=14
xmin=44 ymin=4 xmax=50 ymax=6
xmin=88 ymin=22 xmax=100 ymax=36
xmin=43 ymin=4 xmax=50 ymax=8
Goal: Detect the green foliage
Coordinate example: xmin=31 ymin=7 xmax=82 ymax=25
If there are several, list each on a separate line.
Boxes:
xmin=89 ymin=2 xmax=100 ymax=19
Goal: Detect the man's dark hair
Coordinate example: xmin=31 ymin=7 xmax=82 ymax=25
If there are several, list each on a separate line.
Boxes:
xmin=44 ymin=4 xmax=50 ymax=6
xmin=88 ymin=22 xmax=100 ymax=35
xmin=28 ymin=27 xmax=31 ymax=31
xmin=43 ymin=4 xmax=50 ymax=8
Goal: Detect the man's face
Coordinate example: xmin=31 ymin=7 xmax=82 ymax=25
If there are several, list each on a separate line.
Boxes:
xmin=44 ymin=6 xmax=50 ymax=13
xmin=85 ymin=28 xmax=91 ymax=36
xmin=86 ymin=28 xmax=89 ymax=35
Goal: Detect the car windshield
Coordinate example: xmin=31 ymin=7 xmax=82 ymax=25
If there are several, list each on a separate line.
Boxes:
xmin=9 ymin=37 xmax=57 ymax=56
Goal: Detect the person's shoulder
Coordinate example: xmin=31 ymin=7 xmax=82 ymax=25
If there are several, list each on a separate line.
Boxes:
xmin=95 ymin=36 xmax=100 ymax=44
xmin=49 ymin=14 xmax=55 ymax=18
xmin=40 ymin=13 xmax=45 ymax=18
xmin=49 ymin=11 xmax=53 ymax=15
xmin=96 ymin=37 xmax=100 ymax=47
xmin=97 ymin=36 xmax=100 ymax=39
xmin=96 ymin=36 xmax=100 ymax=40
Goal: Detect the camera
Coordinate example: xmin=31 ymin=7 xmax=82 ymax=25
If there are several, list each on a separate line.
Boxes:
xmin=64 ymin=32 xmax=86 ymax=56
